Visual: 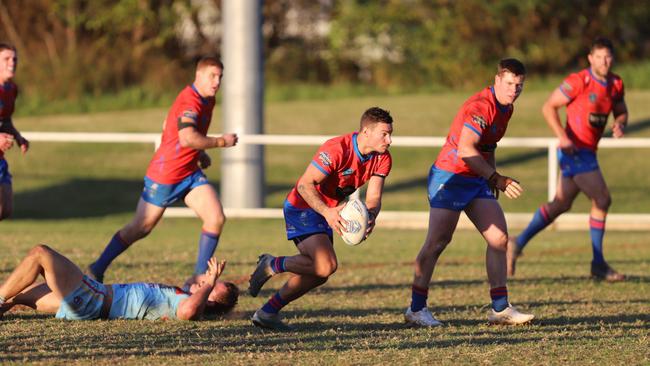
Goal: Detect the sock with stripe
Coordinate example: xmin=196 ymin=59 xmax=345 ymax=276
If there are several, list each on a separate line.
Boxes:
xmin=91 ymin=232 xmax=129 ymax=276
xmin=517 ymin=205 xmax=553 ymax=250
xmin=490 ymin=286 xmax=509 ymax=312
xmin=589 ymin=216 xmax=606 ymax=266
xmin=271 ymin=256 xmax=287 ymax=273
xmin=410 ymin=285 xmax=429 ymax=312
xmin=261 ymin=292 xmax=289 ymax=314
xmin=194 ymin=231 xmax=220 ymax=274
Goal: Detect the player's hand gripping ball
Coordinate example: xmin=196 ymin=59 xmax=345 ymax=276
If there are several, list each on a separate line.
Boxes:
xmin=339 ymin=198 xmax=369 ymax=246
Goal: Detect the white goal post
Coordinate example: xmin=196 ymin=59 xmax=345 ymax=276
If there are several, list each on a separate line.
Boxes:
xmin=22 ymin=132 xmax=650 ymax=230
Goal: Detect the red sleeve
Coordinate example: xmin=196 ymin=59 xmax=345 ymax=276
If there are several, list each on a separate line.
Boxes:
xmin=176 ymin=96 xmax=202 ymax=126
xmin=462 ymin=102 xmax=490 ymax=137
xmin=310 ymin=141 xmax=343 ymax=176
xmin=558 ymin=73 xmax=583 ymax=101
xmin=613 ymin=78 xmax=625 ymax=102
xmin=373 ymin=152 xmax=392 ymax=178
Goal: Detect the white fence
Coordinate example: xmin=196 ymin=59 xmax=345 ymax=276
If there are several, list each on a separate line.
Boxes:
xmin=22 ymin=132 xmax=650 ymax=230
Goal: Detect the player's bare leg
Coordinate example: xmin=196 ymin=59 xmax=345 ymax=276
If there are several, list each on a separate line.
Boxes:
xmin=509 ymin=175 xmax=580 ymax=276
xmin=405 ymin=207 xmax=460 ymax=327
xmin=185 ymin=184 xmax=226 ymax=274
xmin=1 ymin=283 xmax=62 ymax=317
xmin=0 ymin=245 xmax=83 ymax=310
xmin=0 ymin=183 xmax=13 ymax=221
xmin=466 ymin=199 xmax=534 ymax=324
xmin=573 ymin=170 xmax=623 ymax=281
xmin=252 ymin=234 xmax=337 ymax=330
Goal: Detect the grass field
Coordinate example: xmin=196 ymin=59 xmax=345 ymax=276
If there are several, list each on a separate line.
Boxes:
xmin=1 ymin=90 xmax=649 ymax=364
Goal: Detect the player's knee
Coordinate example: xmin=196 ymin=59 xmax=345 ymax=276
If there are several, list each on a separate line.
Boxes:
xmin=555 ymin=200 xmax=572 ymax=214
xmin=488 ymin=233 xmax=508 ymax=252
xmin=314 ymin=258 xmax=338 ymax=278
xmin=594 ymin=195 xmax=611 ymax=211
xmin=205 ymin=212 xmax=226 ymax=233
xmin=29 ymin=244 xmax=53 ymax=258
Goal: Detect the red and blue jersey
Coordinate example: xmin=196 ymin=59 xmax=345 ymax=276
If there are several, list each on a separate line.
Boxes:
xmin=146 ymin=85 xmax=215 ymax=184
xmin=559 ymin=68 xmax=625 ymax=151
xmin=435 ymin=87 xmax=513 ymax=177
xmin=0 ymin=81 xmax=18 ymax=159
xmin=286 ymin=132 xmax=392 ymax=209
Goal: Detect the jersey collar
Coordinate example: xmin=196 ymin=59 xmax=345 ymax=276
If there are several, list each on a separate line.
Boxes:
xmin=353 ymin=133 xmax=372 ymax=163
xmin=490 ymin=86 xmax=510 ymax=114
xmin=587 ymin=68 xmax=609 ymax=87
xmin=190 ymin=84 xmax=209 ymax=105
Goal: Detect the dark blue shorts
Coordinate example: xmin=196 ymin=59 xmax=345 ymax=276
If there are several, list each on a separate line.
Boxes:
xmin=283 ymin=199 xmax=332 ymax=241
xmin=142 ymin=170 xmax=209 ymax=207
xmin=0 ymin=159 xmax=12 ymax=185
xmin=558 ymin=148 xmax=599 ymax=177
xmin=427 ymin=165 xmax=495 ymax=211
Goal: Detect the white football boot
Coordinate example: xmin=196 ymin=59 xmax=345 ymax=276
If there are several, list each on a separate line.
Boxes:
xmin=404 ymin=307 xmax=443 ymax=327
xmin=487 ymin=304 xmax=534 ymax=325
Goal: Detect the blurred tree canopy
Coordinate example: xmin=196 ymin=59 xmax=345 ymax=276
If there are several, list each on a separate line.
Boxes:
xmin=0 ymin=0 xmax=649 ymax=104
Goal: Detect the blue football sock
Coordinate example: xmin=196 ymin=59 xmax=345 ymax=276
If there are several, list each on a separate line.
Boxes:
xmin=517 ymin=205 xmax=552 ymax=250
xmin=194 ymin=231 xmax=220 ymax=274
xmin=590 ymin=217 xmax=606 ymax=265
xmin=410 ymin=285 xmax=428 ymax=312
xmin=91 ymin=232 xmax=129 ymax=276
xmin=490 ymin=286 xmax=508 ymax=312
xmin=261 ymin=292 xmax=288 ymax=314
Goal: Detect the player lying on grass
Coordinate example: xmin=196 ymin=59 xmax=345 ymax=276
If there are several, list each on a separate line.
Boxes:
xmin=0 ymin=245 xmax=238 ymax=321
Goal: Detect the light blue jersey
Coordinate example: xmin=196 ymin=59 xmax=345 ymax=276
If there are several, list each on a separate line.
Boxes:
xmin=108 ymin=283 xmax=189 ymax=320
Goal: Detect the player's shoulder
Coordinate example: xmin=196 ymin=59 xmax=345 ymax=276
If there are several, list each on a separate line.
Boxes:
xmin=322 ymin=132 xmax=354 ymax=150
xmin=608 ymin=72 xmax=624 ymax=87
xmin=464 ymin=87 xmax=495 ymax=115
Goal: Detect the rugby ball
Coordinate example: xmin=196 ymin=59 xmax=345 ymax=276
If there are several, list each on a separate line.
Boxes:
xmin=339 ymin=198 xmax=369 ymax=246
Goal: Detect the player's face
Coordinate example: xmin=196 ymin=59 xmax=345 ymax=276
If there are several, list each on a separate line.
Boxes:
xmin=588 ymin=47 xmax=613 ymax=79
xmin=207 ymin=281 xmax=227 ymax=302
xmin=196 ymin=65 xmax=223 ymax=97
xmin=0 ymin=49 xmax=17 ymax=82
xmin=494 ymin=71 xmax=525 ymax=105
xmin=364 ymin=122 xmax=393 ymax=154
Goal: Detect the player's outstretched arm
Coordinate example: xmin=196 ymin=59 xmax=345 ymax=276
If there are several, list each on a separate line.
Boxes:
xmin=364 ymin=175 xmax=385 ymax=237
xmin=177 ymin=258 xmax=225 ymax=320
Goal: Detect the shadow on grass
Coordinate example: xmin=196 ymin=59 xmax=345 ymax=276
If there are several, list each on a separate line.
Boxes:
xmin=13 ymin=178 xmax=144 ymax=219
xmin=1 ymin=304 xmax=647 ymax=361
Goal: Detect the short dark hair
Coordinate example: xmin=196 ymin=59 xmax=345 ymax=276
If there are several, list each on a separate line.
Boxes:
xmin=591 ymin=37 xmax=614 ymax=54
xmin=0 ymin=42 xmax=16 ymax=53
xmin=197 ymin=56 xmax=224 ymax=72
xmin=497 ymin=58 xmax=526 ymax=76
xmin=360 ymin=107 xmax=393 ymax=129
xmin=203 ymin=282 xmax=239 ymax=316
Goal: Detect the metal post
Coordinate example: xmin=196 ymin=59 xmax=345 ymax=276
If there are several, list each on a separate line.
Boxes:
xmin=221 ymin=0 xmax=265 ymax=208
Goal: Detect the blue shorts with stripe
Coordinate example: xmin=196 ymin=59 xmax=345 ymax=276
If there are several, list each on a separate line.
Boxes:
xmin=283 ymin=199 xmax=332 ymax=241
xmin=56 ymin=275 xmax=108 ymax=320
xmin=558 ymin=148 xmax=599 ymax=177
xmin=427 ymin=165 xmax=495 ymax=211
xmin=142 ymin=170 xmax=209 ymax=207
xmin=0 ymin=159 xmax=12 ymax=185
